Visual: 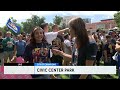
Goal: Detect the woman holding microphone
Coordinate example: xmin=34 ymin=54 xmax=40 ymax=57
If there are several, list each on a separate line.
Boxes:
xmin=52 ymin=17 xmax=98 ymax=79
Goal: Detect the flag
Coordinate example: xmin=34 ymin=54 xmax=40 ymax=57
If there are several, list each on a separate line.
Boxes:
xmin=6 ymin=18 xmax=20 ymax=33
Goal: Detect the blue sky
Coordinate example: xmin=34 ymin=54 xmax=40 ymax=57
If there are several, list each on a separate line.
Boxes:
xmin=0 ymin=11 xmax=117 ymax=27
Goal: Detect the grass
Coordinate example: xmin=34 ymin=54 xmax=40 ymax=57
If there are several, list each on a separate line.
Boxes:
xmin=60 ymin=74 xmax=118 ymax=79
xmin=60 ymin=75 xmax=70 ymax=79
xmin=60 ymin=60 xmax=119 ymax=79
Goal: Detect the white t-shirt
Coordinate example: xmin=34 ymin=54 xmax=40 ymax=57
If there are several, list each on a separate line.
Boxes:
xmin=64 ymin=39 xmax=71 ymax=55
xmin=100 ymin=35 xmax=106 ymax=44
xmin=64 ymin=39 xmax=71 ymax=47
xmin=45 ymin=32 xmax=58 ymax=57
xmin=45 ymin=32 xmax=58 ymax=44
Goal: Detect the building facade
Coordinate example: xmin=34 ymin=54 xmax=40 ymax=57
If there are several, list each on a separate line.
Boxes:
xmin=86 ymin=19 xmax=117 ymax=32
xmin=61 ymin=16 xmax=79 ymax=26
xmin=83 ymin=18 xmax=91 ymax=23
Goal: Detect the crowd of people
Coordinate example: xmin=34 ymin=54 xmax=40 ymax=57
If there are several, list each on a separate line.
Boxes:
xmin=0 ymin=17 xmax=120 ymax=79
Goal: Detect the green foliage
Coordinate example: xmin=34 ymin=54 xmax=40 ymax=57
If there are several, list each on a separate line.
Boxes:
xmin=114 ymin=11 xmax=120 ymax=28
xmin=53 ymin=15 xmax=63 ymax=25
xmin=10 ymin=17 xmax=17 ymax=23
xmin=21 ymin=15 xmax=45 ymax=33
xmin=1 ymin=14 xmax=64 ymax=35
xmin=48 ymin=23 xmax=54 ymax=32
xmin=61 ymin=23 xmax=67 ymax=29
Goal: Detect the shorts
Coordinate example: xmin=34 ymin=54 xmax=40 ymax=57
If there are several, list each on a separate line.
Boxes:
xmin=4 ymin=51 xmax=14 ymax=63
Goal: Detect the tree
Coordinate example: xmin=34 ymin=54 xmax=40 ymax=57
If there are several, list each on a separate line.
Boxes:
xmin=114 ymin=11 xmax=120 ymax=28
xmin=0 ymin=27 xmax=5 ymax=36
xmin=21 ymin=15 xmax=45 ymax=33
xmin=53 ymin=15 xmax=63 ymax=25
xmin=61 ymin=22 xmax=67 ymax=29
xmin=31 ymin=15 xmax=45 ymax=27
xmin=10 ymin=17 xmax=17 ymax=23
xmin=48 ymin=23 xmax=54 ymax=32
xmin=17 ymin=23 xmax=23 ymax=34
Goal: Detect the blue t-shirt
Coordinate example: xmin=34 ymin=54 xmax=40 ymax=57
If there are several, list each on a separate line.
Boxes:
xmin=15 ymin=40 xmax=26 ymax=56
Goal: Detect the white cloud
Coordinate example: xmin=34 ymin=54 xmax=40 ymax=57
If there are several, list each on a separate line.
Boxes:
xmin=0 ymin=11 xmax=117 ymax=27
xmin=61 ymin=11 xmax=116 ymax=16
xmin=0 ymin=11 xmax=66 ymax=27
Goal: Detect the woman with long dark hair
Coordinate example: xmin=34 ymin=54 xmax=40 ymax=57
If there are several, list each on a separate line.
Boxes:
xmin=52 ymin=17 xmax=98 ymax=79
xmin=24 ymin=26 xmax=49 ymax=63
xmin=23 ymin=26 xmax=51 ymax=79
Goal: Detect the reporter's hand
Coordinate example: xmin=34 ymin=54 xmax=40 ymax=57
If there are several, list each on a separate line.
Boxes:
xmin=65 ymin=28 xmax=69 ymax=32
xmin=51 ymin=49 xmax=63 ymax=56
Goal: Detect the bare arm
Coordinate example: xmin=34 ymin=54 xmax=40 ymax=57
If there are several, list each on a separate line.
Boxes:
xmin=79 ymin=60 xmax=94 ymax=79
xmin=62 ymin=52 xmax=72 ymax=62
xmin=104 ymin=50 xmax=108 ymax=62
xmin=58 ymin=28 xmax=69 ymax=35
xmin=13 ymin=45 xmax=17 ymax=56
xmin=52 ymin=49 xmax=72 ymax=62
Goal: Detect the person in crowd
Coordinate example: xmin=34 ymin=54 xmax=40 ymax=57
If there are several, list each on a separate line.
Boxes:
xmin=50 ymin=24 xmax=64 ymax=66
xmin=21 ymin=32 xmax=26 ymax=40
xmin=40 ymin=23 xmax=69 ymax=45
xmin=63 ymin=34 xmax=72 ymax=65
xmin=26 ymin=34 xmax=31 ymax=45
xmin=50 ymin=24 xmax=65 ymax=79
xmin=52 ymin=17 xmax=98 ymax=79
xmin=103 ymin=35 xmax=113 ymax=66
xmin=114 ymin=38 xmax=120 ymax=79
xmin=87 ymin=30 xmax=96 ymax=43
xmin=14 ymin=34 xmax=26 ymax=57
xmin=0 ymin=31 xmax=4 ymax=65
xmin=99 ymin=31 xmax=106 ymax=44
xmin=94 ymin=32 xmax=103 ymax=66
xmin=109 ymin=31 xmax=117 ymax=66
xmin=23 ymin=26 xmax=52 ymax=79
xmin=64 ymin=34 xmax=72 ymax=55
xmin=12 ymin=35 xmax=17 ymax=42
xmin=2 ymin=31 xmax=15 ymax=63
xmin=40 ymin=23 xmax=69 ymax=60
